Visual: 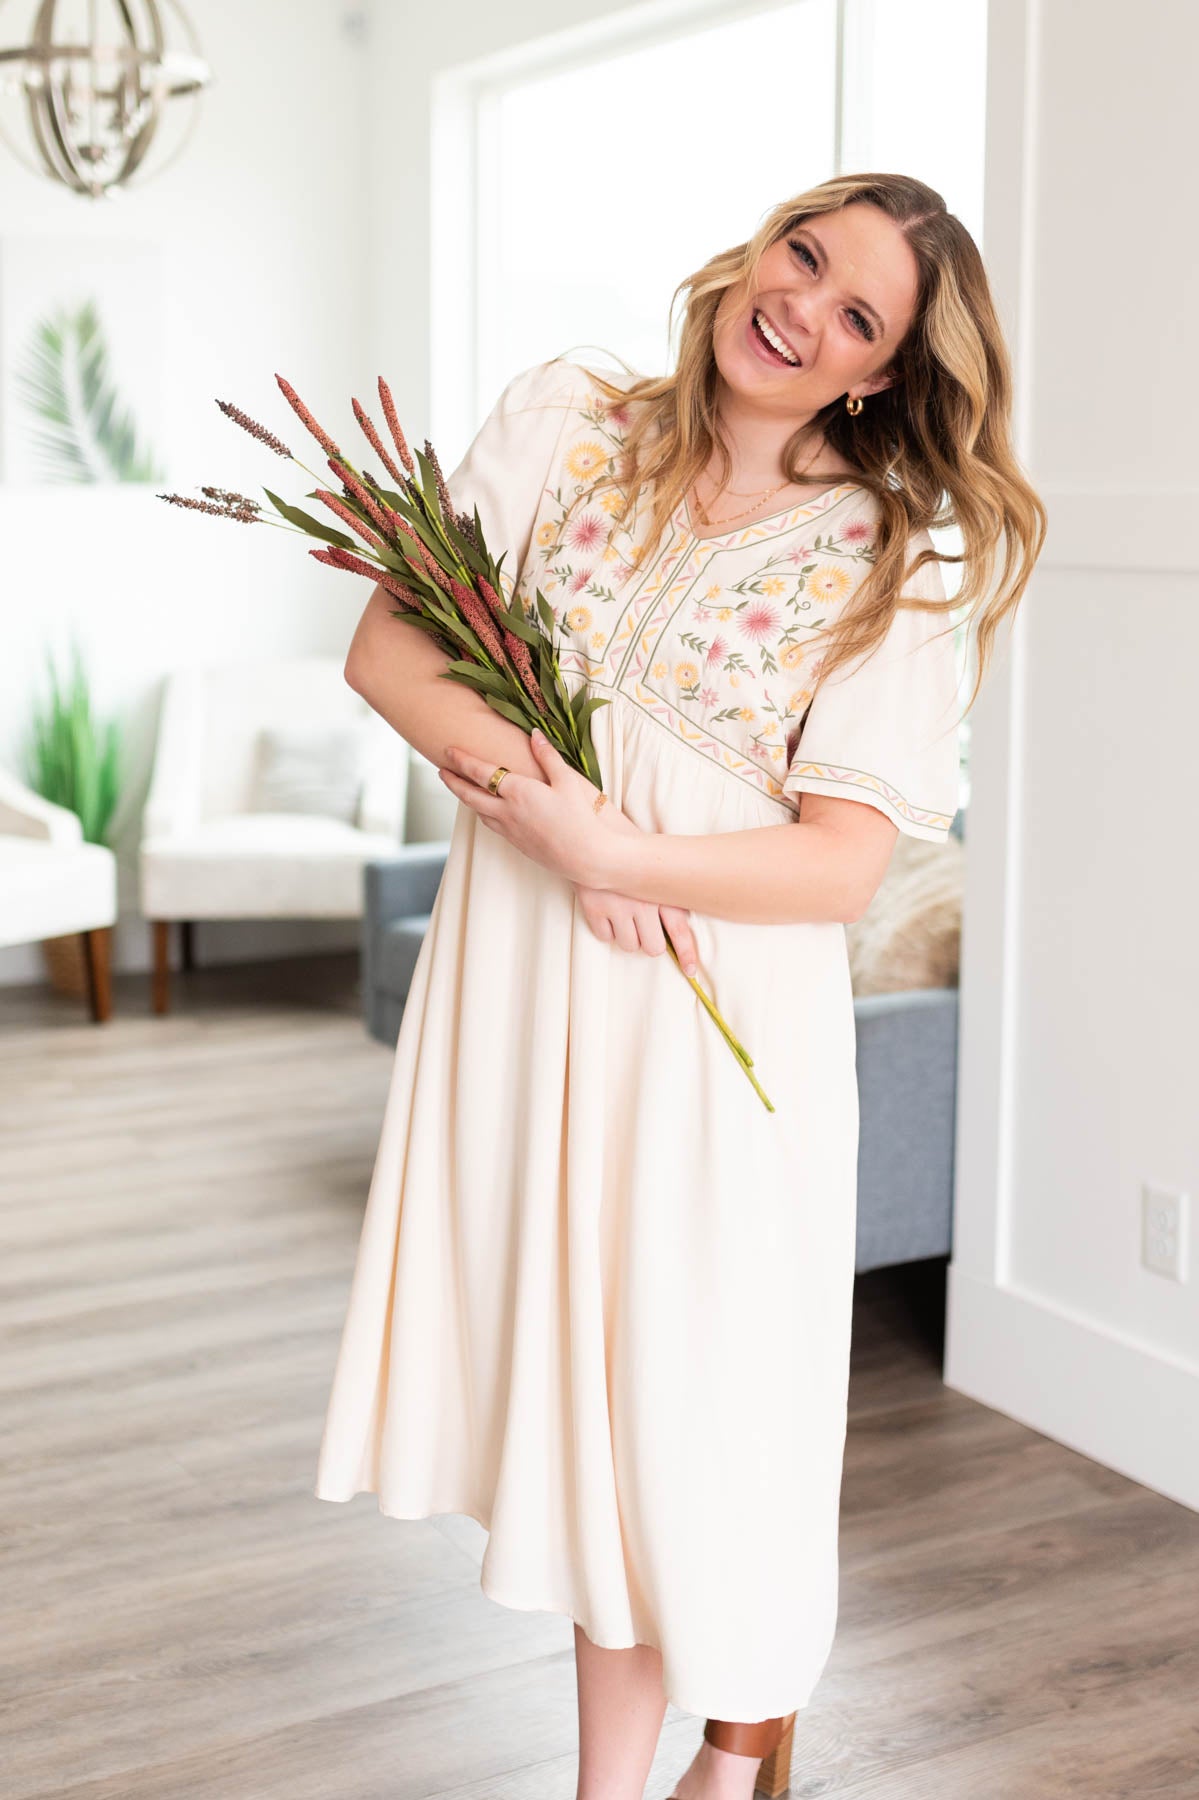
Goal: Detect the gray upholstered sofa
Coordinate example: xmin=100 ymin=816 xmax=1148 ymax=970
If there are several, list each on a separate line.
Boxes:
xmin=361 ymin=812 xmax=963 ymax=1276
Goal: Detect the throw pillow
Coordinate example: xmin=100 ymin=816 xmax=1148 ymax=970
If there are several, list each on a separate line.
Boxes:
xmin=251 ymin=723 xmax=370 ymax=824
xmin=846 ymin=829 xmax=964 ymax=995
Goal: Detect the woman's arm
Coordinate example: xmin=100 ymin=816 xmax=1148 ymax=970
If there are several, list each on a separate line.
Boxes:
xmin=591 ymin=792 xmax=900 ymax=925
xmin=345 ymin=582 xmax=548 ymax=783
xmin=438 ymin=739 xmax=902 ymax=926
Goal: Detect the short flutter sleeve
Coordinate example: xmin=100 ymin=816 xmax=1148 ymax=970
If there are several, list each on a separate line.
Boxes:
xmin=444 ymin=359 xmax=582 ymax=601
xmin=780 ymin=538 xmax=963 ymax=842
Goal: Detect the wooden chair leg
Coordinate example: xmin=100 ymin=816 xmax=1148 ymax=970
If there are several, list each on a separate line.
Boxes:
xmin=81 ymin=927 xmax=113 ymax=1023
xmin=180 ymin=919 xmax=195 ymax=972
xmin=151 ymin=920 xmax=171 ymax=1015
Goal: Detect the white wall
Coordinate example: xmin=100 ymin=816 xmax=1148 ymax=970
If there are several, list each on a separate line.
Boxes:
xmin=0 ymin=0 xmax=375 ymax=984
xmin=945 ymin=0 xmax=1199 ymax=1507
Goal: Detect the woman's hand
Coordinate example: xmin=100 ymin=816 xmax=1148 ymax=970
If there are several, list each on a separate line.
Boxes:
xmin=438 ymin=728 xmax=699 ymax=975
xmin=439 ymin=728 xmax=626 ymax=888
xmin=576 ymin=801 xmax=699 ymax=975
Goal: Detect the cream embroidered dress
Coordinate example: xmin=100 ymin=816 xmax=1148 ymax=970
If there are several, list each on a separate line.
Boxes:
xmin=315 ymin=357 xmax=962 ymax=1720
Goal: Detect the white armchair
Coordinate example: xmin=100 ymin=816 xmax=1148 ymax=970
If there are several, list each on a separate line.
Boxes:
xmin=138 ymin=655 xmax=410 ymax=1014
xmin=0 ymin=767 xmax=118 ymax=1021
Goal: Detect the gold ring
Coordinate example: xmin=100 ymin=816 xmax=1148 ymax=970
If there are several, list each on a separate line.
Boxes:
xmin=487 ymin=765 xmax=509 ymax=796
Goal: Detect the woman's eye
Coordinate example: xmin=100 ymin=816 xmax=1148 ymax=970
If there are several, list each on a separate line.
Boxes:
xmin=787 ymin=237 xmax=876 ymax=341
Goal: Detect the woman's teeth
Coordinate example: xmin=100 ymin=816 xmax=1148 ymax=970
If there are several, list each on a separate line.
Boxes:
xmin=752 ymin=308 xmax=801 ymax=365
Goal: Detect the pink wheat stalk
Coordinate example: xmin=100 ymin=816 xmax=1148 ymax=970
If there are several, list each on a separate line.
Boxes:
xmin=422 ymin=437 xmax=456 ymax=525
xmin=451 ymin=582 xmax=512 ymax=670
xmin=159 ymin=491 xmax=260 ymax=522
xmin=314 ymin=488 xmax=387 ymax=552
xmin=352 ymin=398 xmax=408 ymax=489
xmin=215 ymin=400 xmax=294 ymax=459
xmin=409 ymin=540 xmax=503 ymax=665
xmin=477 ymin=574 xmax=509 ymax=623
xmin=201 ymin=485 xmax=262 ymax=512
xmin=275 ymin=375 xmax=342 ymax=460
xmin=404 ymin=535 xmax=519 ymax=679
xmin=388 ymin=512 xmax=443 ymax=583
xmin=377 ymin=375 xmax=415 ymax=475
xmin=474 ymin=575 xmax=547 ymax=712
xmin=412 ymin=536 xmax=458 ymax=599
xmin=499 ymin=623 xmax=550 ymax=718
xmin=309 ymin=545 xmax=421 ymax=611
xmin=327 ymin=457 xmax=396 ymax=537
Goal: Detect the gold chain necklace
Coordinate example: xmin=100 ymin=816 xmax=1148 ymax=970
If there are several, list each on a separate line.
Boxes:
xmin=692 ymin=478 xmax=789 ymax=528
xmin=691 ymin=438 xmax=829 ymax=529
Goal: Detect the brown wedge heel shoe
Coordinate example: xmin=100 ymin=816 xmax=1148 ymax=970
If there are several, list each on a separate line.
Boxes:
xmin=669 ymin=1709 xmax=798 ymax=1798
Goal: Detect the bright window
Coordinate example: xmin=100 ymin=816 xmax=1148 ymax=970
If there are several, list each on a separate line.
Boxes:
xmin=474 ymin=1 xmax=839 ymax=399
xmin=457 ymin=0 xmax=988 ymax=408
xmin=437 ymin=0 xmax=989 ymax=801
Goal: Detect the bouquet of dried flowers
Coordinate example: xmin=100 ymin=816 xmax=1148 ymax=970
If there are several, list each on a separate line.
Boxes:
xmin=160 ymin=374 xmax=773 ymax=1110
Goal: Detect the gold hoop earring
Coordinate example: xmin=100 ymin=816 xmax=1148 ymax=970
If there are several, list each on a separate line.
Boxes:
xmin=845 ymin=394 xmax=864 ymax=417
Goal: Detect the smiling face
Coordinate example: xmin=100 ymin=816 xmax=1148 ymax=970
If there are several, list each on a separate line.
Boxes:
xmin=712 ymin=201 xmax=922 ymax=419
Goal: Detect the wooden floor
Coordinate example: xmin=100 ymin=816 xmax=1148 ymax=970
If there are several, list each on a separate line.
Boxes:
xmin=3 ymin=955 xmax=1197 ymax=1800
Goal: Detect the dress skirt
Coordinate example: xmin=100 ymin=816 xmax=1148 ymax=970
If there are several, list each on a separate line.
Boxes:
xmin=314 ymin=686 xmax=861 ymax=1721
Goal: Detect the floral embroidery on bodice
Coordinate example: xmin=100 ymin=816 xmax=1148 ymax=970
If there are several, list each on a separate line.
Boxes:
xmin=511 ymin=368 xmax=880 ymax=808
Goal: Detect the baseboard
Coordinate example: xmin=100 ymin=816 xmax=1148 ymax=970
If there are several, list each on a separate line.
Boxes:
xmin=944 ymin=1267 xmax=1199 ymax=1512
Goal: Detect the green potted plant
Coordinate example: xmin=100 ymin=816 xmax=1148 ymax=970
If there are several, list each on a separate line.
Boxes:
xmin=24 ymin=640 xmax=122 ymax=995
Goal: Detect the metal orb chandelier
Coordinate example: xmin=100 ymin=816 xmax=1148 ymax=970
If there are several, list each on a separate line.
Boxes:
xmin=0 ymin=0 xmax=211 ymax=199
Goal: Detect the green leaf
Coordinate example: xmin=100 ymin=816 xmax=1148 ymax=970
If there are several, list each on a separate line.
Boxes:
xmin=13 ymin=297 xmax=165 ymax=484
xmin=493 ymin=606 xmax=542 ymax=648
xmin=371 ymin=484 xmax=406 ymax=510
xmin=483 ymin=694 xmax=540 ymax=734
xmin=573 ymin=694 xmax=610 ymax=733
xmin=440 ymin=666 xmax=505 ymax=702
xmin=412 ymin=445 xmax=441 ymax=498
xmin=442 ymin=659 xmax=517 ymax=702
xmin=534 ymin=589 xmax=557 ymax=637
xmin=415 ymin=593 xmax=501 ymax=666
xmin=392 ymin=491 xmax=457 ymax=568
xmin=397 ymin=614 xmax=458 ymax=656
xmin=440 ymin=510 xmax=489 ymax=579
xmin=264 ymin=488 xmax=358 ymax=550
xmin=374 ymin=542 xmax=426 ymax=579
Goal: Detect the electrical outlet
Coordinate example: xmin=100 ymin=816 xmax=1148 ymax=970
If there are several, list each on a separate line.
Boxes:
xmin=1141 ymin=1184 xmax=1189 ymax=1282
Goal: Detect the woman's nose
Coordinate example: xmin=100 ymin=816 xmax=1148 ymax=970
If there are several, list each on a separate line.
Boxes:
xmin=777 ymin=297 xmax=818 ymax=352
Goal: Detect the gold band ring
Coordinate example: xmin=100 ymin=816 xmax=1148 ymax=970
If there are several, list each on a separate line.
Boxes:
xmin=486 ymin=765 xmax=510 ymax=796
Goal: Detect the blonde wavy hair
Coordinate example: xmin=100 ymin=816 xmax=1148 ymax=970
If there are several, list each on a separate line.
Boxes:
xmin=573 ymin=172 xmax=1046 ymax=716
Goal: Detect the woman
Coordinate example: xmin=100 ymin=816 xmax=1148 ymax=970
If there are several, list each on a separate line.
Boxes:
xmin=315 ymin=171 xmax=1046 ymax=1799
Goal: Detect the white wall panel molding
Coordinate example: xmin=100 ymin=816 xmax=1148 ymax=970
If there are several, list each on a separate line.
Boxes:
xmin=947 ymin=1270 xmax=1199 ymax=1511
xmin=944 ymin=0 xmax=1037 ymax=1301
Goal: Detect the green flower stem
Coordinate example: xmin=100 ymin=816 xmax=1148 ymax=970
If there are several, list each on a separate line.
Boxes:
xmin=662 ymin=937 xmax=775 ymax=1112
